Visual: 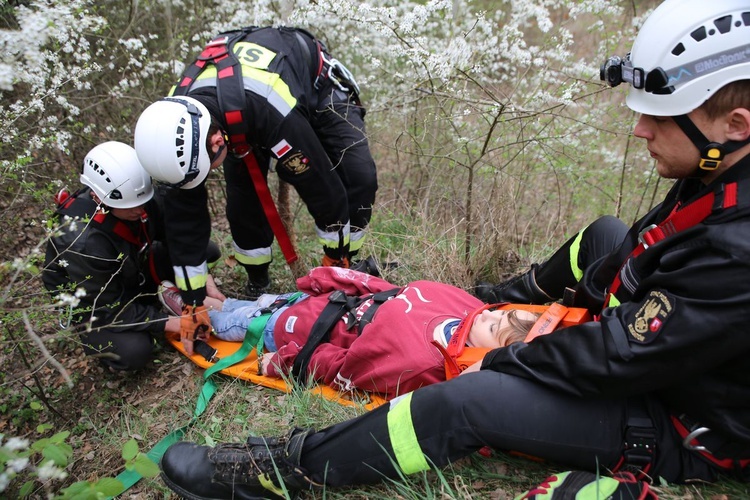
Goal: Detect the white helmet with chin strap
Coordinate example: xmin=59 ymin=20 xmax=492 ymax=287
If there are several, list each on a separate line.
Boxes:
xmin=80 ymin=141 xmax=153 ymax=209
xmin=134 ymin=96 xmax=213 ymax=190
xmin=601 ymin=0 xmax=750 ymax=172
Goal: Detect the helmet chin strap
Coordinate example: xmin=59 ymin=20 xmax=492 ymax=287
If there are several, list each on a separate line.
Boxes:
xmin=672 ymin=114 xmax=750 ymax=177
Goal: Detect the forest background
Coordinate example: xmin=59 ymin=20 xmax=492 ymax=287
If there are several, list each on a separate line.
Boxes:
xmin=1 ymin=0 xmax=746 ymax=498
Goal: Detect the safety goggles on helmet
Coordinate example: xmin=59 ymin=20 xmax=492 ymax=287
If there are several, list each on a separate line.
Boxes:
xmin=159 ymin=97 xmax=203 ymax=189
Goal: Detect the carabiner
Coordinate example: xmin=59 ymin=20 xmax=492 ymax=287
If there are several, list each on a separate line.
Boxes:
xmin=683 ymin=426 xmax=711 ymax=452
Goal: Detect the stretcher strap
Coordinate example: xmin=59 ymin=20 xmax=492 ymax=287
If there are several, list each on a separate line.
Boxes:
xmin=110 ymin=322 xmax=263 ymax=497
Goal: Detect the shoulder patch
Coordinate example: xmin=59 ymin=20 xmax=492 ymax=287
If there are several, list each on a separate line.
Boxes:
xmin=627 ymin=290 xmax=674 ymax=344
xmin=279 ymin=151 xmax=310 ymax=175
xmin=271 ymin=139 xmax=292 ymax=158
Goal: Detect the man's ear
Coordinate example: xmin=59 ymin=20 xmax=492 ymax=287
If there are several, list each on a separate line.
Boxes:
xmin=725 ymin=108 xmax=750 ymax=142
xmin=207 ymin=129 xmax=224 ymax=154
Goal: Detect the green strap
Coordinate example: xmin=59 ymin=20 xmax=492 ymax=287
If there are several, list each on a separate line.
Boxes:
xmin=111 ymin=334 xmax=255 ymax=496
xmin=111 ymin=292 xmax=304 ymax=497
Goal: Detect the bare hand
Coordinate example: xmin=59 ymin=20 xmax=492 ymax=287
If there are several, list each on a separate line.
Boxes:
xmin=206 ymin=275 xmax=227 ymax=301
xmin=261 ymin=352 xmax=275 ymax=377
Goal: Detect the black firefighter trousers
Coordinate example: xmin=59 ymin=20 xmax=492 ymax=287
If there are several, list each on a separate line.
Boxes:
xmin=300 ymin=370 xmax=718 ymax=487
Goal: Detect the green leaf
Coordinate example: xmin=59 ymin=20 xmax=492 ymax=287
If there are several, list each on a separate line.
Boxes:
xmin=42 ymin=444 xmax=70 ymax=466
xmin=19 ymin=480 xmax=34 ymax=497
xmin=121 ymin=438 xmax=139 ymax=461
xmin=58 ymin=480 xmax=90 ymax=497
xmin=36 ymin=423 xmax=54 ymax=433
xmin=30 ymin=401 xmax=42 ymax=410
xmin=50 ymin=431 xmax=71 ymax=444
xmin=93 ymin=477 xmax=125 ymax=496
xmin=133 ymin=453 xmax=160 ymax=478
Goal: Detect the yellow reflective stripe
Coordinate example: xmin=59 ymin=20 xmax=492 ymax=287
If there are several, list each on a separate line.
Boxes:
xmin=569 ymin=229 xmax=585 ymax=281
xmin=258 ymin=473 xmax=285 ymax=497
xmin=316 ymin=224 xmax=349 ymax=250
xmin=349 ymin=230 xmax=366 ymax=253
xmin=233 ymin=243 xmax=272 ymax=266
xmin=172 ymin=263 xmax=208 ymax=291
xmin=192 ymin=66 xmax=297 ymax=116
xmin=608 ymin=293 xmax=621 ymax=308
xmin=387 ymin=392 xmax=430 ymax=474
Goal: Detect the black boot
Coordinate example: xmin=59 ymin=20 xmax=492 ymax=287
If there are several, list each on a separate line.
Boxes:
xmin=160 ymin=428 xmax=317 ymax=500
xmin=474 ymin=264 xmax=553 ymax=304
xmin=242 ymin=263 xmax=271 ymax=301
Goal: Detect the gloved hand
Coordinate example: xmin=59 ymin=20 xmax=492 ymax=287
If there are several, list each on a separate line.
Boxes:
xmin=180 ymin=304 xmax=212 ymax=356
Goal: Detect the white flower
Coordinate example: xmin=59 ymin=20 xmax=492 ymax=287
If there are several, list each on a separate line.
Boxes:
xmin=7 ymin=457 xmax=29 ymax=474
xmin=0 ymin=472 xmax=10 ymax=492
xmin=4 ymin=437 xmax=29 ymax=451
xmin=36 ymin=460 xmax=68 ymax=481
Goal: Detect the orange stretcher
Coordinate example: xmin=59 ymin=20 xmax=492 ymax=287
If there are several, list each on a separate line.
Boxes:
xmin=169 ymin=303 xmax=591 ymax=411
xmin=167 ymin=334 xmax=388 ymax=410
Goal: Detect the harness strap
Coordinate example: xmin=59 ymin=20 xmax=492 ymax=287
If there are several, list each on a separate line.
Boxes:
xmin=670 ymin=415 xmax=750 ymax=474
xmin=91 ymin=211 xmax=150 ymax=249
xmin=291 ymin=288 xmax=400 ymax=383
xmin=605 ymin=181 xmax=739 ymax=308
xmin=356 ymin=288 xmax=400 ymax=333
xmin=241 ymin=153 xmax=298 ymax=264
xmin=612 ymin=399 xmax=656 ymax=478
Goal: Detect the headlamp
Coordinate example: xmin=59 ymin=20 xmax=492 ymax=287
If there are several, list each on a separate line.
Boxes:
xmin=600 ymin=53 xmax=671 ymax=94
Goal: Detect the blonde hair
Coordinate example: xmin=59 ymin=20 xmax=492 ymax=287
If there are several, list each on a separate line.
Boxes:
xmin=501 ymin=309 xmax=541 ymax=347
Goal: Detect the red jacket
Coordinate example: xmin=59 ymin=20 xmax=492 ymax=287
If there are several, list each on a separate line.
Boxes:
xmin=265 ymin=267 xmax=483 ymax=399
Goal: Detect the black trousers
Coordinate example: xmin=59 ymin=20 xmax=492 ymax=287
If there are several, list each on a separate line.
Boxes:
xmin=298 ymin=216 xmax=715 ymax=487
xmin=534 ymin=215 xmax=630 ymax=299
xmin=225 ymin=88 xmax=377 ymax=256
xmin=301 ymin=370 xmax=717 ymax=486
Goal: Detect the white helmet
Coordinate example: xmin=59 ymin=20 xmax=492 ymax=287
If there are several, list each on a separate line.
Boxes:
xmin=80 ymin=141 xmax=153 ymax=209
xmin=601 ymin=0 xmax=750 ymax=116
xmin=134 ymin=96 xmax=212 ymax=190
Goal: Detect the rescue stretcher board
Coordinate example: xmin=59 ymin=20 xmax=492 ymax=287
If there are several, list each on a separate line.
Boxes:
xmin=167 ymin=334 xmax=387 ymax=410
xmin=168 ymin=303 xmax=591 ymax=412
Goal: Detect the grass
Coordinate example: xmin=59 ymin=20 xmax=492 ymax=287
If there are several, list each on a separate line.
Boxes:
xmin=4 ymin=192 xmax=749 ymax=499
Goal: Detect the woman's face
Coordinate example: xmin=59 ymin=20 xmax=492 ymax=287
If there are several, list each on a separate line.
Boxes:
xmin=467 ymin=308 xmax=538 ymax=349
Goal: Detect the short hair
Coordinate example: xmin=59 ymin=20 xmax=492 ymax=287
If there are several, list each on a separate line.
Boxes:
xmin=502 ymin=309 xmax=541 ymax=347
xmin=699 ymin=80 xmax=750 ymax=119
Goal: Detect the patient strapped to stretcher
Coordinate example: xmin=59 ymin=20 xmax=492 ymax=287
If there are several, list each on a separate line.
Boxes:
xmin=170 ymin=267 xmax=591 ymax=401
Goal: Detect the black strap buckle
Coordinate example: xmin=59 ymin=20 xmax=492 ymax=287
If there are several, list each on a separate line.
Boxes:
xmin=623 ymin=423 xmax=657 ymax=470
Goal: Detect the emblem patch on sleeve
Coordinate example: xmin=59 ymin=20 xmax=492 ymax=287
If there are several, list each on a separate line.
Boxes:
xmin=279 ymin=152 xmax=310 ymax=174
xmin=627 ymin=290 xmax=674 ymax=343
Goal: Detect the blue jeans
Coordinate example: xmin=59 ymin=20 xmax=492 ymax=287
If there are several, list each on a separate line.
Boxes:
xmin=209 ymin=293 xmax=307 ymax=351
